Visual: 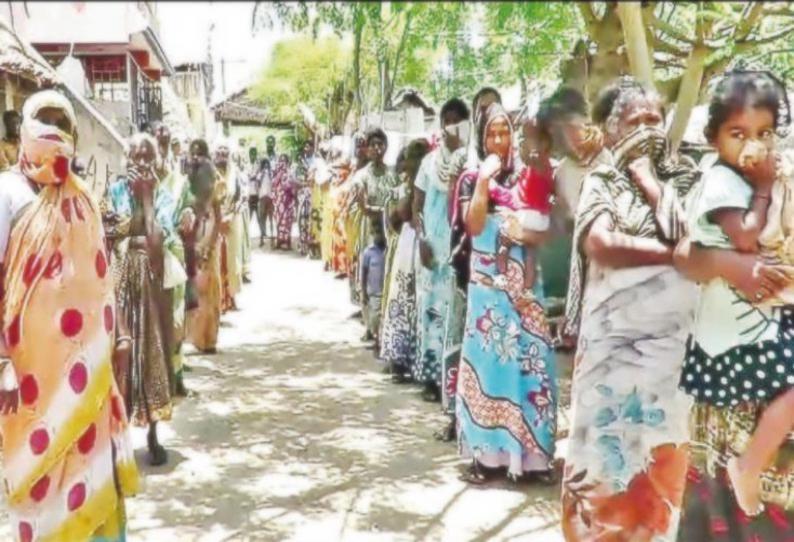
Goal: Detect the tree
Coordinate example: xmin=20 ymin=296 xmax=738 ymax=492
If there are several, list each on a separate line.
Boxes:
xmin=247 ymin=36 xmax=352 ymax=134
xmin=253 ymin=2 xmax=472 ymax=116
xmin=573 ymin=1 xmax=794 ymax=149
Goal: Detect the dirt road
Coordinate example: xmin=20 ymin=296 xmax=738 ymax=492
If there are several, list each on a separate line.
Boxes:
xmin=0 ymin=245 xmax=566 ymax=542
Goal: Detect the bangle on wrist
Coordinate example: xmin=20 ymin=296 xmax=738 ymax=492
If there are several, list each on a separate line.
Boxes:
xmin=753 ymin=193 xmax=771 ymax=201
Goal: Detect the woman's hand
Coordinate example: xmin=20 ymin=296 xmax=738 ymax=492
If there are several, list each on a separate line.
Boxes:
xmin=480 ymin=154 xmax=502 ymax=181
xmin=674 ymin=238 xmax=794 ymax=301
xmin=731 ymin=257 xmax=794 ymax=302
xmin=418 ymin=238 xmax=435 ymax=269
xmin=499 ymin=210 xmax=548 ymax=247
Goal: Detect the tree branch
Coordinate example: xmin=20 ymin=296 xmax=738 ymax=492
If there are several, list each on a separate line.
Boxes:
xmin=735 ymin=2 xmax=765 ymax=41
xmin=388 ymin=11 xmax=414 ymax=105
xmin=740 ymin=24 xmax=794 ymax=47
xmin=653 ymin=36 xmax=690 ymax=58
xmin=577 ymin=2 xmax=599 ymax=37
xmin=653 ymin=14 xmax=696 ymax=45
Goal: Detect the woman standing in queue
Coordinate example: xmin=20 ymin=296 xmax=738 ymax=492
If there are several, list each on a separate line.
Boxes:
xmin=561 ymin=77 xmax=701 ymax=541
xmin=452 ymin=101 xmax=558 ymax=484
xmin=0 ymin=90 xmax=138 ymax=541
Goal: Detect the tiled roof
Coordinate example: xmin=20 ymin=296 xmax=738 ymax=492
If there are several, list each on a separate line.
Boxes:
xmin=0 ymin=17 xmax=57 ymax=85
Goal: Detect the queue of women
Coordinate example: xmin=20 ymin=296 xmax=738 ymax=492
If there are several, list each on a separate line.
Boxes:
xmin=298 ymin=72 xmax=794 ymax=541
xmin=0 ymin=66 xmax=792 ymax=541
xmin=0 ymin=88 xmax=256 ymax=540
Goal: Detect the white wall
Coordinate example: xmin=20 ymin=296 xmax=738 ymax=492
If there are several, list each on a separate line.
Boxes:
xmin=72 ymin=96 xmax=126 ymax=197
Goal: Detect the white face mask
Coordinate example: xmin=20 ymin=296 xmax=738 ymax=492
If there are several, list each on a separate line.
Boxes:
xmin=443 ymin=121 xmax=471 ymax=148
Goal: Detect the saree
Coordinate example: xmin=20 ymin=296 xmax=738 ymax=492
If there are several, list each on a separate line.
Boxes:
xmin=329 ymin=165 xmax=352 ymax=275
xmin=455 ymin=212 xmax=558 ymax=478
xmin=184 ymin=204 xmax=222 ymax=352
xmin=415 ymin=152 xmax=457 ymax=389
xmin=273 ymin=164 xmax=296 ymax=250
xmin=160 ymin=167 xmax=189 ymax=386
xmin=344 ymin=169 xmax=367 ymax=305
xmin=1 ymin=91 xmax=138 ymax=541
xmin=218 ymin=169 xmax=242 ymax=310
xmin=320 ymin=181 xmax=334 ymax=267
xmin=297 ymin=181 xmax=313 ymax=256
xmin=380 ymin=206 xmax=418 ymax=376
xmin=561 ymin=162 xmax=699 ymax=541
xmin=311 ymin=180 xmax=326 ymax=259
xmin=108 ymin=179 xmax=175 ymax=426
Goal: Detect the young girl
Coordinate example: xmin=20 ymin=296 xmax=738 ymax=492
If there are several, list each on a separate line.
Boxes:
xmin=682 ymin=70 xmax=794 ymax=516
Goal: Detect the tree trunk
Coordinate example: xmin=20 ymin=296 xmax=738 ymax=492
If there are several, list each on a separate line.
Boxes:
xmin=668 ymin=45 xmax=708 ymax=152
xmin=582 ymin=3 xmax=628 ymax=104
xmin=617 ymin=2 xmax=655 ymax=89
xmin=352 ymin=14 xmax=364 ymax=118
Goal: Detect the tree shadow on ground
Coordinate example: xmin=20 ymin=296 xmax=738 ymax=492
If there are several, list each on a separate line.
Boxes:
xmin=123 ymin=337 xmax=568 ymax=541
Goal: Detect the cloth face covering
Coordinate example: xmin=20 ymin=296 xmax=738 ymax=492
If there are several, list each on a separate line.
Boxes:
xmin=19 ymin=90 xmax=77 ymax=186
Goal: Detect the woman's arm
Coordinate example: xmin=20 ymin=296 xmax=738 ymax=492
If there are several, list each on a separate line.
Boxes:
xmin=412 ymin=188 xmax=426 ymax=234
xmin=583 ymin=213 xmax=674 ymax=268
xmin=464 ymin=176 xmax=490 ymax=236
xmin=499 ymin=211 xmax=551 ymax=247
xmin=466 ymin=155 xmax=503 ymax=236
xmin=673 ymin=237 xmax=793 ymax=300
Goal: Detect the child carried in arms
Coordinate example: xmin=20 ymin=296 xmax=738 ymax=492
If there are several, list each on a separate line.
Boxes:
xmin=489 ymin=117 xmax=555 ymax=292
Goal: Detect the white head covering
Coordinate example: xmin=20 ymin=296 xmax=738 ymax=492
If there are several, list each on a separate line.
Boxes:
xmin=19 ymin=90 xmax=78 ymax=185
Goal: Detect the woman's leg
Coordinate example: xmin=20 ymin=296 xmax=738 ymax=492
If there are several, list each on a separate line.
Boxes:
xmin=147 ymin=421 xmax=168 ymax=466
xmin=729 ymin=388 xmax=794 ymax=514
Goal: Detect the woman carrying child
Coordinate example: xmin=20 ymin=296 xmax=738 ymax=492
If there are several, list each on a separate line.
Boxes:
xmin=675 ymin=70 xmax=794 ymax=541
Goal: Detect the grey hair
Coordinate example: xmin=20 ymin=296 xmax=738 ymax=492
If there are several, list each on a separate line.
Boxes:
xmin=126 ymin=132 xmax=160 ymax=162
xmin=606 ymin=88 xmax=661 ymax=138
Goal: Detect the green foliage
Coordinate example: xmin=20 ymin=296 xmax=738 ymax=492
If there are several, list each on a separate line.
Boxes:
xmin=250 ymin=1 xmax=794 ymax=133
xmin=247 ymin=35 xmax=352 ymax=126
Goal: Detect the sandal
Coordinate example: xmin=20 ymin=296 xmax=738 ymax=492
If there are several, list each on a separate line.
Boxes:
xmin=459 ymin=462 xmax=487 ymax=485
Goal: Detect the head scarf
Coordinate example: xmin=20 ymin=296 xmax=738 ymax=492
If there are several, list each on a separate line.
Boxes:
xmin=19 ymin=90 xmax=77 ymax=186
xmin=2 ymin=90 xmax=138 ymax=530
xmin=478 ymin=102 xmax=515 ymax=176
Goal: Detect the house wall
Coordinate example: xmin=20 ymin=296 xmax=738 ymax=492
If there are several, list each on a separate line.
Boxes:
xmin=73 ymin=97 xmax=126 ymax=197
xmin=92 ymin=100 xmax=134 ymax=138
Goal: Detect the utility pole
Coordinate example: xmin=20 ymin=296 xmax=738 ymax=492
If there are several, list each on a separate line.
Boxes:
xmin=221 ymin=58 xmax=226 ymax=97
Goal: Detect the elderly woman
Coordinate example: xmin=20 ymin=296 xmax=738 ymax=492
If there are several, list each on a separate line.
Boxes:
xmin=560 ymin=77 xmax=700 ymax=541
xmin=108 ymin=132 xmax=176 ymax=466
xmin=452 ymin=101 xmax=558 ymax=484
xmin=0 ymin=90 xmax=137 ymax=540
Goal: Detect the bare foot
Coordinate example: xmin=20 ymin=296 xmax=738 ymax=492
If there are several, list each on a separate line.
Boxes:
xmin=727 ymin=457 xmax=764 ymax=516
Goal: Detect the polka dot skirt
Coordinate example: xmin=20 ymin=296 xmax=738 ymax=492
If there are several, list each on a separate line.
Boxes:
xmin=680 ymin=307 xmax=794 ymax=406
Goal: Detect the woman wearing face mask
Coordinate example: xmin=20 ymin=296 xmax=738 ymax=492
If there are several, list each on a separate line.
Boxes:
xmin=560 ymin=77 xmax=701 ymax=541
xmin=0 ymin=90 xmax=138 ymax=541
xmin=107 ymin=132 xmax=176 ymax=466
xmin=451 ymin=101 xmax=558 ymax=485
xmin=412 ymin=98 xmax=471 ymax=409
